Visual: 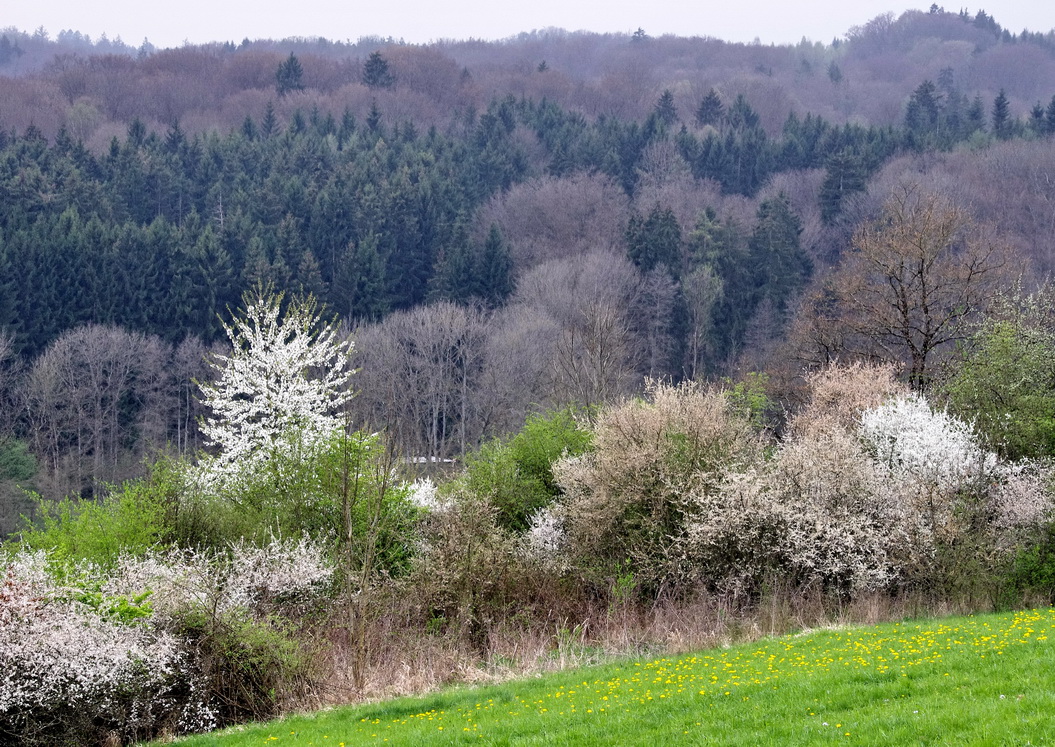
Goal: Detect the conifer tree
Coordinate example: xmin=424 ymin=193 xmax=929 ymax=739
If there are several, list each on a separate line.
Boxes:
xmin=276 ymin=53 xmax=305 ymax=96
xmin=362 ymin=51 xmax=394 ymax=89
xmin=992 ymin=89 xmax=1012 ymax=139
xmin=694 ymin=89 xmax=724 ymax=128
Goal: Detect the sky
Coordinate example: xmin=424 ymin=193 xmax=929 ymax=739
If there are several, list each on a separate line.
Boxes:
xmin=4 ymin=1 xmax=1055 ymax=50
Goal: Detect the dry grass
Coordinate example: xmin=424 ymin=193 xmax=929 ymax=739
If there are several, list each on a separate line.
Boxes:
xmin=300 ymin=581 xmax=1000 ymax=714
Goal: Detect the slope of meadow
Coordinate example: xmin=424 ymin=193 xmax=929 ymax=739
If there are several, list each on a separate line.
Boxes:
xmin=172 ymin=607 xmax=1055 ymax=745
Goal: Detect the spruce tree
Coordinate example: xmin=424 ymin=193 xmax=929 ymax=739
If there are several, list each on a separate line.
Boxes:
xmin=275 ymin=53 xmax=305 ymax=97
xmin=992 ymin=89 xmax=1012 ymax=139
xmin=362 ymin=51 xmax=394 ymax=89
xmin=695 ymin=89 xmax=724 ymax=128
xmin=476 ymin=224 xmax=513 ymax=306
xmin=653 ymin=90 xmax=678 ymax=127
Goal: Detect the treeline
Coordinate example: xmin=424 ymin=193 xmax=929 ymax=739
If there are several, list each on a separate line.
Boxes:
xmin=3 ymin=6 xmax=1055 ymax=137
xmin=2 ymin=7 xmax=1055 ymax=512
xmin=5 ymin=79 xmax=1055 ymax=358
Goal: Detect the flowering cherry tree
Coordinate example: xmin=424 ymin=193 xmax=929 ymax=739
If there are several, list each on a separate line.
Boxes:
xmin=197 ymin=290 xmax=353 ymax=489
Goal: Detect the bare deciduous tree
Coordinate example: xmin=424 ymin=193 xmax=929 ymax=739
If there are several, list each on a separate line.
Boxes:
xmin=793 ymin=184 xmax=1014 ymax=390
xmin=25 ymin=324 xmax=156 ymax=496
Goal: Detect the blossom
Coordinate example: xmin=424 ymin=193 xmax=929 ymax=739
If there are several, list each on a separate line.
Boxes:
xmin=196 ymin=290 xmax=353 ymax=490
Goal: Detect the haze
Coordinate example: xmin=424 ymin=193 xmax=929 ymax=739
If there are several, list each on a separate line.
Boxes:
xmin=6 ymin=1 xmax=1055 ymax=50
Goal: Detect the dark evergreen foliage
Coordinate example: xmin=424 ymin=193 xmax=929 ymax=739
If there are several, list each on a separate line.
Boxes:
xmin=362 ymin=51 xmax=394 ymax=89
xmin=275 ymin=53 xmax=304 ymax=96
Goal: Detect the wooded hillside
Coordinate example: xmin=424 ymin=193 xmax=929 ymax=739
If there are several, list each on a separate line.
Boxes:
xmin=0 ymin=6 xmax=1054 ymax=505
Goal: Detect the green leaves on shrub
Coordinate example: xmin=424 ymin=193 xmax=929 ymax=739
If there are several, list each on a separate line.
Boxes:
xmin=464 ymin=408 xmax=592 ymax=532
xmin=15 ymin=459 xmax=180 ymax=568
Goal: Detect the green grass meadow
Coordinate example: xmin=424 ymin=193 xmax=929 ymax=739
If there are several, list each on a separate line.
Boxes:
xmin=171 ymin=608 xmax=1055 ymax=745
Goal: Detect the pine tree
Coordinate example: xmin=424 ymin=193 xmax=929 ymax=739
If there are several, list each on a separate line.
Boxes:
xmin=476 ymin=224 xmax=513 ymax=306
xmin=261 ymin=101 xmax=278 ymax=139
xmin=992 ymin=89 xmax=1012 ymax=139
xmin=1045 ymin=95 xmax=1055 ymax=136
xmin=333 ymin=235 xmax=387 ymax=322
xmin=748 ymin=194 xmax=811 ymax=315
xmin=966 ymin=95 xmax=986 ymax=134
xmin=695 ymin=89 xmax=724 ymax=128
xmin=819 ymin=149 xmax=867 ymax=225
xmin=626 ymin=205 xmax=682 ymax=275
xmin=653 ymin=89 xmax=678 ymax=127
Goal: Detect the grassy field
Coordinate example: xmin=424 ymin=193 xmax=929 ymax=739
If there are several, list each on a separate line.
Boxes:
xmin=171 ymin=608 xmax=1055 ymax=745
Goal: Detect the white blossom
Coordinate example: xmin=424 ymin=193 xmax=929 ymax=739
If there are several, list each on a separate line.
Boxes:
xmin=989 ymin=461 xmax=1054 ymax=534
xmin=0 ymin=552 xmax=190 ymax=734
xmin=859 ymin=394 xmax=997 ymax=487
xmin=406 ymin=477 xmax=441 ymax=512
xmin=521 ymin=506 xmax=568 ymax=572
xmin=196 ymin=291 xmax=353 ymax=490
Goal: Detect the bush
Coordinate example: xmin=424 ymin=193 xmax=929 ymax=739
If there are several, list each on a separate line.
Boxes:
xmin=556 ymin=381 xmax=763 ymax=598
xmin=945 ymin=314 xmax=1055 ymax=460
xmin=15 ymin=459 xmax=181 ymax=568
xmin=552 ymin=365 xmax=1054 ymax=602
xmin=0 ymin=551 xmax=193 ymax=745
xmin=1008 ymin=522 xmax=1055 ymax=602
xmin=464 ymin=408 xmax=591 ymax=532
xmin=0 ymin=537 xmax=335 ymax=744
xmin=174 ymin=429 xmax=420 ymax=577
xmin=407 ymin=484 xmax=521 ymax=648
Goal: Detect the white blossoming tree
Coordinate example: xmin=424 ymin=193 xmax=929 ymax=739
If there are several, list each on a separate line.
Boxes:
xmin=196 ymin=290 xmax=353 ymax=490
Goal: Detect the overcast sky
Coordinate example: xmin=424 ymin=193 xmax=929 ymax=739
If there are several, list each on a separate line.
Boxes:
xmin=5 ymin=1 xmax=1055 ymax=50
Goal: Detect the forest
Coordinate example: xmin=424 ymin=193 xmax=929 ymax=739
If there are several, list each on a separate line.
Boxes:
xmin=2 ymin=6 xmax=1055 ymax=744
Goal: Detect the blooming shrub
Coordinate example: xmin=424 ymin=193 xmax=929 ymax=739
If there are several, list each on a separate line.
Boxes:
xmin=520 ymin=506 xmax=568 ymax=573
xmin=990 ymin=461 xmax=1055 ymax=537
xmin=0 ymin=551 xmax=191 ymax=745
xmin=0 ymin=537 xmax=334 ymax=744
xmin=556 ymin=380 xmax=764 ymax=597
xmin=551 ymin=366 xmax=1055 ymax=600
xmin=860 ymin=394 xmax=998 ymax=487
xmin=760 ymin=423 xmax=912 ymax=591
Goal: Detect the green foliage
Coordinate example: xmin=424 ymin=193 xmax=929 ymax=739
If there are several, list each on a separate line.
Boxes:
xmin=14 ymin=460 xmax=179 ymax=567
xmin=694 ymin=89 xmax=724 ymax=128
xmin=0 ymin=438 xmax=36 ymax=481
xmin=275 ymin=53 xmax=304 ymax=96
xmin=176 ymin=606 xmax=312 ymax=724
xmin=945 ymin=316 xmax=1055 ymax=460
xmin=176 ymin=429 xmax=419 ymax=576
xmin=724 ymin=372 xmax=775 ymax=432
xmin=464 ymin=409 xmax=592 ymax=532
xmin=70 ymin=584 xmax=155 ymax=624
xmin=992 ymin=88 xmax=1012 ymax=139
xmin=626 ymin=205 xmax=682 ymax=275
xmin=362 ymin=51 xmax=395 ymax=89
xmin=747 ymin=193 xmax=811 ymax=315
xmin=1007 ymin=523 xmax=1055 ymax=602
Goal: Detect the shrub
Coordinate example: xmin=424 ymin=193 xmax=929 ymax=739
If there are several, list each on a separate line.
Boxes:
xmin=945 ymin=313 xmax=1055 ymax=460
xmin=1008 ymin=521 xmax=1055 ymax=603
xmin=0 ymin=551 xmax=193 ymax=745
xmin=15 ymin=458 xmax=181 ymax=568
xmin=556 ymin=381 xmax=763 ymax=598
xmin=407 ymin=484 xmax=520 ymax=648
xmin=0 ymin=537 xmax=335 ymax=744
xmin=174 ymin=429 xmax=420 ymax=577
xmin=464 ymin=408 xmax=592 ymax=532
